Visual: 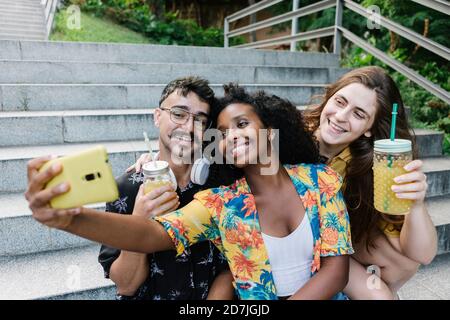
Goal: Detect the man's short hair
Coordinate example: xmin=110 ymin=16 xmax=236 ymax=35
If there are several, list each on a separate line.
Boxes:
xmin=159 ymin=76 xmax=216 ymax=109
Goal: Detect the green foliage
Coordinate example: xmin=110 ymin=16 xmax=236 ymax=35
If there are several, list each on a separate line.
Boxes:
xmin=444 ymin=134 xmax=450 ymax=155
xmin=65 ymin=0 xmax=244 ymax=47
xmin=50 ymin=9 xmax=150 ymax=43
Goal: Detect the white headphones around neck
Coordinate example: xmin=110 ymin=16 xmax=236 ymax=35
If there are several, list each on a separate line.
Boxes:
xmin=190 ymin=156 xmax=211 ymax=185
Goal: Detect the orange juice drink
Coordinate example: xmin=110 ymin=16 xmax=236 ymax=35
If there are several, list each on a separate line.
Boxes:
xmin=144 ymin=180 xmax=172 ymax=194
xmin=373 ymin=139 xmax=412 ymax=215
xmin=142 ymin=161 xmax=177 ymax=195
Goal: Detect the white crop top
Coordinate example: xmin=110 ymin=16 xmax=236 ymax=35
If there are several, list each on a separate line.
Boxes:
xmin=262 ymin=213 xmax=314 ymax=297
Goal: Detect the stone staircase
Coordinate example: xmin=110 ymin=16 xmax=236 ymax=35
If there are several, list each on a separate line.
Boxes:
xmin=0 ymin=39 xmax=448 ymax=300
xmin=0 ymin=0 xmax=46 ymax=40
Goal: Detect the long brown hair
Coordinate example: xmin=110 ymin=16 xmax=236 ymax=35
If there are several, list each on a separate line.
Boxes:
xmin=303 ymin=66 xmax=417 ymax=249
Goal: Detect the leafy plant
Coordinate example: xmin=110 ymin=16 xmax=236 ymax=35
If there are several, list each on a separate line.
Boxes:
xmin=64 ymin=0 xmax=244 ymax=47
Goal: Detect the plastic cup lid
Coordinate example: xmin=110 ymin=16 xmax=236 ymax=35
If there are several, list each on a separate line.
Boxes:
xmin=143 ymin=160 xmax=169 ymax=175
xmin=374 ymin=139 xmax=412 ymax=153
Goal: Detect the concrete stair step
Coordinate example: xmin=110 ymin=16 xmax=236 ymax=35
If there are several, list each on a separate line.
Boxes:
xmin=0 ymin=0 xmax=43 ymax=7
xmin=1 ymin=189 xmax=448 ymax=258
xmin=0 ymin=27 xmax=45 ymax=36
xmin=0 ymin=7 xmax=43 ymax=14
xmin=0 ymin=192 xmax=103 ymax=257
xmin=414 ymin=128 xmax=444 ymax=158
xmin=0 ymin=109 xmax=159 ymax=147
xmin=0 ymin=12 xmax=44 ymax=22
xmin=0 ymin=39 xmax=341 ymax=67
xmin=0 ymin=83 xmax=326 ymax=111
xmin=422 ymin=157 xmax=450 ymax=198
xmin=427 ymin=195 xmax=450 ymax=255
xmin=0 ymin=15 xmax=44 ymax=25
xmin=0 ymin=6 xmax=43 ymax=15
xmin=398 ymin=252 xmax=450 ymax=300
xmin=0 ymin=21 xmax=46 ymax=29
xmin=0 ymin=1 xmax=42 ymax=7
xmin=0 ymin=18 xmax=45 ymax=28
xmin=0 ymin=60 xmax=350 ymax=85
xmin=0 ymin=244 xmax=115 ymax=300
xmin=0 ymin=33 xmax=44 ymax=40
xmin=0 ymin=139 xmax=157 ymax=193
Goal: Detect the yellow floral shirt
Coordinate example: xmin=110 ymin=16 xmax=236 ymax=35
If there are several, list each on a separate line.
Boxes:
xmin=155 ymin=164 xmax=354 ymax=300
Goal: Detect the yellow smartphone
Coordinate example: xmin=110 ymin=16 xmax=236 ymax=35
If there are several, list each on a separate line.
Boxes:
xmin=39 ymin=146 xmax=119 ymax=209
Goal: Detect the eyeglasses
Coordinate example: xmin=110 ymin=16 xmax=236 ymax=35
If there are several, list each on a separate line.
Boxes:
xmin=159 ymin=106 xmax=211 ymax=130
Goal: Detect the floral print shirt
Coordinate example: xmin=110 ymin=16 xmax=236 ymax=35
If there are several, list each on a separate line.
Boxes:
xmin=155 ymin=163 xmax=354 ymax=300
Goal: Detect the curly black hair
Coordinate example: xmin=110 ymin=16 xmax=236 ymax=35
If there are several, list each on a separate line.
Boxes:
xmin=205 ymin=83 xmax=320 ymax=188
xmin=216 ymin=84 xmax=319 ymax=164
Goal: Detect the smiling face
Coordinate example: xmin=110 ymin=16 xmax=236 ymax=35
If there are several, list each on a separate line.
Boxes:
xmin=319 ymin=83 xmax=378 ymax=152
xmin=217 ymin=103 xmax=268 ymax=168
xmin=155 ymin=90 xmax=210 ymax=160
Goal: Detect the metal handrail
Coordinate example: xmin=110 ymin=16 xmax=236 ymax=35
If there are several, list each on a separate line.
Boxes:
xmin=411 ymin=0 xmax=450 ymax=14
xmin=343 ymin=0 xmax=449 ymax=60
xmin=234 ymin=26 xmax=335 ymax=49
xmin=227 ymin=0 xmax=284 ymax=23
xmin=40 ymin=0 xmax=60 ymax=40
xmin=227 ymin=0 xmax=335 ymax=38
xmin=339 ymin=26 xmax=449 ymax=103
xmin=224 ymin=0 xmax=450 ymax=104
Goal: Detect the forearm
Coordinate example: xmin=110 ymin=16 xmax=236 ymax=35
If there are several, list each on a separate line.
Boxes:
xmin=400 ymin=202 xmax=437 ymax=265
xmin=288 ymin=256 xmax=349 ymax=300
xmin=63 ymin=207 xmax=174 ymax=254
xmin=207 ymin=270 xmax=235 ymax=300
xmin=109 ymin=251 xmax=149 ymax=296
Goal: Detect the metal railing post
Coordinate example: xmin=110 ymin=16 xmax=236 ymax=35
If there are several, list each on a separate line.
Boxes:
xmin=224 ymin=18 xmax=229 ymax=48
xmin=334 ymin=0 xmax=343 ymax=55
xmin=290 ymin=0 xmax=300 ymax=51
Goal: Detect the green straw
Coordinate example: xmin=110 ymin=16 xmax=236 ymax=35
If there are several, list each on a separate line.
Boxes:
xmin=390 ymin=103 xmax=398 ymax=141
xmin=387 ymin=103 xmax=398 ymax=175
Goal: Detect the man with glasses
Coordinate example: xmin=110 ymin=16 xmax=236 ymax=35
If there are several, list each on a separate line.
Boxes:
xmin=98 ymin=77 xmax=234 ymax=300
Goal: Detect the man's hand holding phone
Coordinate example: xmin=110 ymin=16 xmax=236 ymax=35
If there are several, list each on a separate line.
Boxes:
xmin=25 ymin=156 xmax=80 ymax=229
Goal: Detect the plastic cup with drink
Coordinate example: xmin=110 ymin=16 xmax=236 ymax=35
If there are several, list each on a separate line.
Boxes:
xmin=373 ymin=103 xmax=413 ymax=215
xmin=142 ymin=132 xmax=177 ymax=194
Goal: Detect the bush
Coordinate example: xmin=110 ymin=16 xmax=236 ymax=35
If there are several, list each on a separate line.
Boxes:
xmin=65 ymin=0 xmax=244 ymax=47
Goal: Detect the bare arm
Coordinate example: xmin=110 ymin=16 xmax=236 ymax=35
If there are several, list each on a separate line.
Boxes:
xmin=392 ymin=160 xmax=437 ymax=265
xmin=399 ymin=202 xmax=437 ymax=265
xmin=207 ymin=270 xmax=235 ymax=300
xmin=64 ymin=207 xmax=174 ymax=253
xmin=288 ymin=255 xmax=349 ymax=300
xmin=109 ymin=252 xmax=149 ymax=296
xmin=108 ymin=184 xmax=179 ymax=295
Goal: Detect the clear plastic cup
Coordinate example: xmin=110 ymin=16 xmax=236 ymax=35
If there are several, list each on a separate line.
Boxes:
xmin=142 ymin=161 xmax=177 ymax=194
xmin=373 ymin=139 xmax=413 ymax=215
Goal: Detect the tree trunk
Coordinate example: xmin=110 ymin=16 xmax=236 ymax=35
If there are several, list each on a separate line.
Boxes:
xmin=146 ymin=0 xmax=165 ymax=20
xmin=194 ymin=0 xmax=202 ymax=27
